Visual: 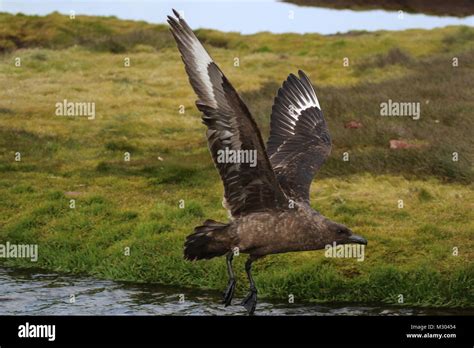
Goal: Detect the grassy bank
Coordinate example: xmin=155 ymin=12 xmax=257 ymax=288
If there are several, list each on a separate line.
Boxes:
xmin=0 ymin=12 xmax=473 ymax=307
xmin=284 ymin=0 xmax=474 ymax=17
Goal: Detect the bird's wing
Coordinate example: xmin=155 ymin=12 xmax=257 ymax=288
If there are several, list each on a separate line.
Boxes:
xmin=168 ymin=10 xmax=288 ymax=217
xmin=266 ymin=70 xmax=331 ymax=204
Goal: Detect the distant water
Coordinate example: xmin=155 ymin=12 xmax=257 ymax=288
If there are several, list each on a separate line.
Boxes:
xmin=1 ymin=0 xmax=474 ymax=34
xmin=0 ymin=267 xmax=471 ymax=315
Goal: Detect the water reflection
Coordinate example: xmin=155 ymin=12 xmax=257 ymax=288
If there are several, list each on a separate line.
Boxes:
xmin=0 ymin=268 xmax=470 ymax=316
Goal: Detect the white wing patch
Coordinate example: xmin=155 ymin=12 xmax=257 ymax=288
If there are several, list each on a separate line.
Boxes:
xmin=267 ymin=71 xmax=323 ymax=160
xmin=285 ymin=86 xmax=321 ymax=133
xmin=222 ymin=197 xmax=234 ymax=220
xmin=168 ymin=10 xmax=217 ymax=109
xmin=190 ymin=37 xmax=217 ymax=108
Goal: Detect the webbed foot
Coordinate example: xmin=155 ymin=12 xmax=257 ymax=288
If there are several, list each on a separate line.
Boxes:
xmin=222 ymin=278 xmax=236 ymax=307
xmin=241 ymin=288 xmax=257 ymax=315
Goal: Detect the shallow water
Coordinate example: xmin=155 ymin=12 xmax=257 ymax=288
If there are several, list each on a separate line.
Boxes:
xmin=2 ymin=0 xmax=474 ymax=34
xmin=0 ymin=267 xmax=470 ymax=316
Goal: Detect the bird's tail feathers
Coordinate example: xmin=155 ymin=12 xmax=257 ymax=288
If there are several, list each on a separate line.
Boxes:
xmin=184 ymin=219 xmax=231 ymax=260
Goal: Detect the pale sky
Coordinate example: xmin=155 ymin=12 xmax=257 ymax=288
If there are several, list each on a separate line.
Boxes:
xmin=2 ymin=0 xmax=473 ymax=34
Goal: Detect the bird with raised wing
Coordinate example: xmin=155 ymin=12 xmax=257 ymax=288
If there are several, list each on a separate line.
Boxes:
xmin=167 ymin=10 xmax=367 ymax=315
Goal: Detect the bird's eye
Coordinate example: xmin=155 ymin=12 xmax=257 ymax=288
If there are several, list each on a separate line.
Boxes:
xmin=337 ymin=229 xmax=345 ymax=234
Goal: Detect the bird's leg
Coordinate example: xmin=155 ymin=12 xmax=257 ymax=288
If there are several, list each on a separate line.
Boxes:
xmin=241 ymin=256 xmax=258 ymax=315
xmin=222 ymin=251 xmax=236 ymax=307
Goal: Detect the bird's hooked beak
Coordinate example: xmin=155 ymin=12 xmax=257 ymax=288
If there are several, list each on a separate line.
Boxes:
xmin=348 ymin=233 xmax=367 ymax=245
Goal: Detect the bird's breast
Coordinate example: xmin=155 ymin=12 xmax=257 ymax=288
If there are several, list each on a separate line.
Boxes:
xmin=233 ymin=209 xmax=313 ymax=255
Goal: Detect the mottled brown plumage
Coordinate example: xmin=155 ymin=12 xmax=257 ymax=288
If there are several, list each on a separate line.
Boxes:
xmin=167 ymin=9 xmax=367 ymax=315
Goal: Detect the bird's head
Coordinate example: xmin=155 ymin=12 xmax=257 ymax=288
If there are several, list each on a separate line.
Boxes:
xmin=326 ymin=220 xmax=367 ymax=246
xmin=310 ymin=213 xmax=367 ymax=248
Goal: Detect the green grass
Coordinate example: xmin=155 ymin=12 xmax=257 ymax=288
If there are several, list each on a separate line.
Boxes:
xmin=0 ymin=12 xmax=473 ymax=307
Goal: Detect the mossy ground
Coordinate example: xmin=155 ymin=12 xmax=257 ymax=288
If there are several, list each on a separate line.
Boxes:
xmin=0 ymin=12 xmax=473 ymax=307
